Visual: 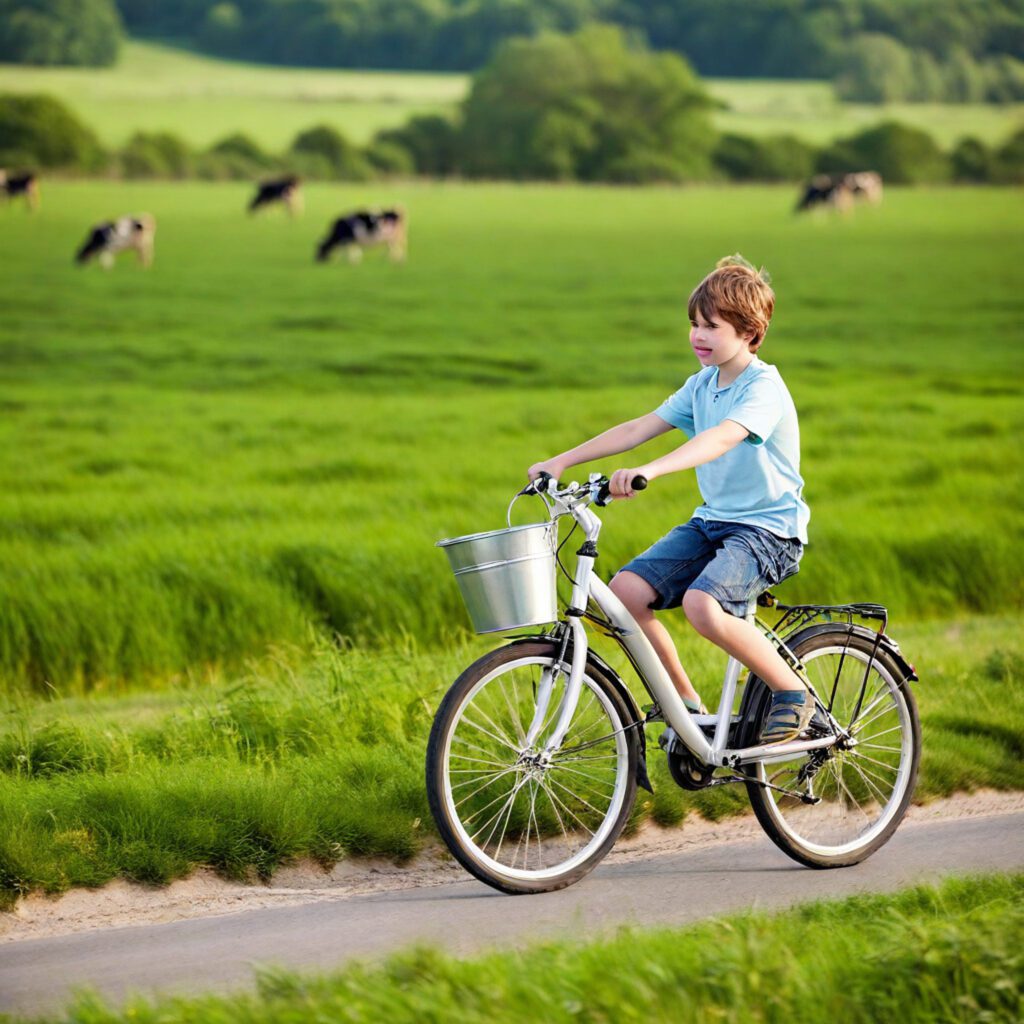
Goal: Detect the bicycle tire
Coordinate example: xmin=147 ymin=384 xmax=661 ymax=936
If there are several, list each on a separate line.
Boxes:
xmin=744 ymin=628 xmax=920 ymax=868
xmin=426 ymin=640 xmax=640 ymax=894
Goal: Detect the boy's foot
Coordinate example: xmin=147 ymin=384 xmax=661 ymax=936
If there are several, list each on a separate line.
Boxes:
xmin=759 ymin=690 xmax=816 ymax=744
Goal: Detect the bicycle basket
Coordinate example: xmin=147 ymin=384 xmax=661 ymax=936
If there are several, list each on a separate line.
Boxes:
xmin=436 ymin=522 xmax=557 ymax=633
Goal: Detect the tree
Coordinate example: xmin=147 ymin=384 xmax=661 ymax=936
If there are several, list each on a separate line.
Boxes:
xmin=834 ymin=33 xmax=916 ymax=103
xmin=0 ymin=0 xmax=121 ymax=66
xmin=459 ymin=24 xmax=715 ymax=182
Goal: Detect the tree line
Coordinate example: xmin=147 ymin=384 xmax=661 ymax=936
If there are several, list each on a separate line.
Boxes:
xmin=3 ymin=26 xmax=1023 ymax=184
xmin=3 ymin=0 xmax=1024 ymax=103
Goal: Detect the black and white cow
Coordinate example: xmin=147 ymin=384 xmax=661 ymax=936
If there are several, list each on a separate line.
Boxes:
xmin=316 ymin=208 xmax=407 ymax=263
xmin=796 ymin=171 xmax=883 ymax=213
xmin=76 ymin=214 xmax=156 ymax=269
xmin=248 ymin=176 xmax=303 ymax=217
xmin=795 ymin=174 xmax=854 ymax=214
xmin=1 ymin=170 xmax=39 ymax=211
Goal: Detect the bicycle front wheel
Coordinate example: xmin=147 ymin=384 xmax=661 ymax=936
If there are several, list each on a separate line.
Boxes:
xmin=747 ymin=629 xmax=920 ymax=868
xmin=426 ymin=640 xmax=639 ymax=894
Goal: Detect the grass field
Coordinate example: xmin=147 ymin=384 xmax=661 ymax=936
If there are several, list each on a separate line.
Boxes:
xmin=0 ymin=181 xmax=1021 ymax=695
xmin=9 ymin=874 xmax=1022 ymax=1022
xmin=0 ymin=179 xmax=1022 ymax=904
xmin=1 ymin=41 xmax=1022 ymax=149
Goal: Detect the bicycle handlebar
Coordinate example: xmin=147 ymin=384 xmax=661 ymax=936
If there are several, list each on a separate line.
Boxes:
xmin=530 ymin=471 xmax=648 ymax=505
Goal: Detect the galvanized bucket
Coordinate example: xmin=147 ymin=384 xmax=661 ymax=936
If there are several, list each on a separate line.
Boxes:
xmin=437 ymin=522 xmax=557 ymax=633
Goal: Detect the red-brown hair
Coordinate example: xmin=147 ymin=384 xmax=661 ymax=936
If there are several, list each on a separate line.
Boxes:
xmin=688 ymin=254 xmax=775 ymax=351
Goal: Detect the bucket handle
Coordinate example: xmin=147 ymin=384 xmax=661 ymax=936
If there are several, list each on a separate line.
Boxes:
xmin=506 ymin=486 xmax=553 ymax=530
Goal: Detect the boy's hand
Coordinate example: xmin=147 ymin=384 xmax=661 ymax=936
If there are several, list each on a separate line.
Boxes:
xmin=608 ymin=468 xmax=647 ymax=498
xmin=527 ymin=459 xmax=566 ymax=483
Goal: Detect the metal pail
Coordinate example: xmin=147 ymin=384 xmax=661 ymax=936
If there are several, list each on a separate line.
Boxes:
xmin=436 ymin=522 xmax=557 ymax=633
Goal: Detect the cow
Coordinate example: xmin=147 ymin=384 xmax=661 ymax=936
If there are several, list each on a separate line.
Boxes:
xmin=796 ymin=171 xmax=883 ymax=214
xmin=845 ymin=170 xmax=883 ymax=205
xmin=315 ymin=208 xmax=407 ymax=264
xmin=795 ymin=174 xmax=854 ymax=214
xmin=248 ymin=175 xmax=303 ymax=217
xmin=76 ymin=214 xmax=156 ymax=269
xmin=1 ymin=170 xmax=39 ymax=211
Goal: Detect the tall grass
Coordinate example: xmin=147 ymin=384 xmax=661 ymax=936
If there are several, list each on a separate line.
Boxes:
xmin=1 ymin=182 xmax=1021 ymax=695
xmin=1 ymin=616 xmax=1020 ymax=908
xmin=16 ymin=874 xmax=1023 ymax=1023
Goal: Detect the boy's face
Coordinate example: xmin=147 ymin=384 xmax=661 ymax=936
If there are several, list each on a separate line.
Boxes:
xmin=689 ymin=308 xmax=754 ymax=368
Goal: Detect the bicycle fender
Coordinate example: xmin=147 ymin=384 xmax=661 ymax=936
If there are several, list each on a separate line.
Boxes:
xmin=503 ymin=635 xmax=654 ymax=793
xmin=736 ymin=622 xmax=918 ymax=749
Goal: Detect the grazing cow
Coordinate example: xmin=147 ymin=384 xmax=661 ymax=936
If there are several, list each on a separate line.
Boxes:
xmin=76 ymin=214 xmax=156 ymax=269
xmin=845 ymin=170 xmax=883 ymax=205
xmin=248 ymin=175 xmax=303 ymax=217
xmin=795 ymin=174 xmax=854 ymax=214
xmin=1 ymin=170 xmax=39 ymax=211
xmin=316 ymin=208 xmax=407 ymax=263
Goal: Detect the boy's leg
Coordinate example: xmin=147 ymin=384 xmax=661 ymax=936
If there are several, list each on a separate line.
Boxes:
xmin=683 ymin=589 xmax=815 ymax=742
xmin=681 ymin=590 xmax=803 ymax=692
xmin=610 ymin=571 xmax=703 ymax=707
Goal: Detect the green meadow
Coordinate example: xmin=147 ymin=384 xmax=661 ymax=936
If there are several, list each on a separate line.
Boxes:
xmin=0 ymin=180 xmax=1022 ymax=904
xmin=8 ymin=874 xmax=1022 ymax=1023
xmin=1 ymin=41 xmax=1021 ymax=149
xmin=1 ymin=181 xmax=1021 ymax=695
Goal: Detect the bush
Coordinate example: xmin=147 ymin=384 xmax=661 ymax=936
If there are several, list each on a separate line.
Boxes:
xmin=713 ymin=133 xmax=815 ymax=182
xmin=950 ymin=137 xmax=992 ymax=183
xmin=208 ymin=132 xmax=270 ymax=166
xmin=0 ymin=92 xmax=104 ymax=169
xmin=994 ymin=127 xmax=1024 ymax=184
xmin=375 ymin=115 xmax=461 ymax=176
xmin=120 ymin=131 xmax=192 ymax=179
xmin=0 ymin=0 xmax=121 ymax=67
xmin=364 ymin=139 xmax=415 ymax=177
xmin=817 ymin=121 xmax=947 ymax=185
xmin=289 ymin=125 xmax=373 ymax=181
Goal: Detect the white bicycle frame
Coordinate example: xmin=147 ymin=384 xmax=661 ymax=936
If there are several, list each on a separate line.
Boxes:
xmin=525 ymin=479 xmax=837 ymax=770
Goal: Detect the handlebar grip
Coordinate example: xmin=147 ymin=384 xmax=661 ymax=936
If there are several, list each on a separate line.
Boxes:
xmin=532 ymin=471 xmax=555 ymax=494
xmin=596 ymin=474 xmax=648 ymax=506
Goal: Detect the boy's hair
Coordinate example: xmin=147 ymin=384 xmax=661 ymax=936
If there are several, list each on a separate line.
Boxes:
xmin=688 ymin=254 xmax=775 ymax=351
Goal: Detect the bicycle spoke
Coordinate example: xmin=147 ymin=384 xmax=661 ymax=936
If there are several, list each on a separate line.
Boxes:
xmin=454 ymin=767 xmax=518 ymax=807
xmin=461 ymin=714 xmax=521 ymax=754
xmin=498 ymin=677 xmax=528 ymax=746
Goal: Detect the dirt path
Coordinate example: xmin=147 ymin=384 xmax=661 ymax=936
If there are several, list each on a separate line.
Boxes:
xmin=3 ymin=789 xmax=1022 ymax=944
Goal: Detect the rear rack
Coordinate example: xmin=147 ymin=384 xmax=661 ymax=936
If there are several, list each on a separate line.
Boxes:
xmin=758 ymin=592 xmax=888 ymax=637
xmin=757 ymin=593 xmax=895 ymax=722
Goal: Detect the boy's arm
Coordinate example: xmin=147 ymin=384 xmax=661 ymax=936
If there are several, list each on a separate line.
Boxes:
xmin=529 ymin=413 xmax=673 ymax=482
xmin=609 ymin=420 xmax=749 ymax=496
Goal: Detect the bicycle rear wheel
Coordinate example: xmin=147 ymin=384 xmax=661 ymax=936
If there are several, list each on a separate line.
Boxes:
xmin=746 ymin=629 xmax=920 ymax=868
xmin=426 ymin=640 xmax=639 ymax=894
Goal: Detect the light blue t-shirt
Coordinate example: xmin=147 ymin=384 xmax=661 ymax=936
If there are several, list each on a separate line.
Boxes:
xmin=654 ymin=357 xmax=810 ymax=543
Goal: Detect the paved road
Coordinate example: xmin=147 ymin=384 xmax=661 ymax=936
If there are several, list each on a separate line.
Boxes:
xmin=2 ymin=811 xmax=1022 ymax=1017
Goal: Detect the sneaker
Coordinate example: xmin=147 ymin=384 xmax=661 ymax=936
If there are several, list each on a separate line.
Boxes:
xmin=759 ymin=690 xmax=816 ymax=745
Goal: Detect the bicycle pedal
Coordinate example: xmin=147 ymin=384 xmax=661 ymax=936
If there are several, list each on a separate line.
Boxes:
xmin=643 ymin=703 xmax=664 ymax=723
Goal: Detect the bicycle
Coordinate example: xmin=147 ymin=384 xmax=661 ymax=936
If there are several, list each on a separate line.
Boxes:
xmin=427 ymin=473 xmax=920 ymax=895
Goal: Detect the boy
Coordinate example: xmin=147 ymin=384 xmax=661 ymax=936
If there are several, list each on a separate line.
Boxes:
xmin=528 ymin=255 xmax=813 ymax=744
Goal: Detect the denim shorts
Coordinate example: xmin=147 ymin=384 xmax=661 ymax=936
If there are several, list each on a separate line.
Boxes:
xmin=619 ymin=518 xmax=803 ymax=618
